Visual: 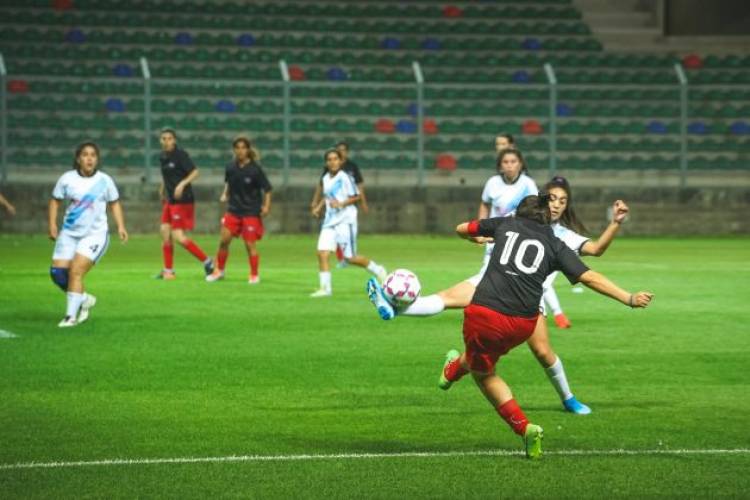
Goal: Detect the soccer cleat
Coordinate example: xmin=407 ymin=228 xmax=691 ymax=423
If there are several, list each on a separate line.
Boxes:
xmin=366 ymin=277 xmax=395 ymax=320
xmin=155 ymin=270 xmax=176 ymax=280
xmin=524 ymin=424 xmax=544 ymax=459
xmin=248 ymin=275 xmax=260 ymax=284
xmin=310 ymin=288 xmax=332 ymax=298
xmin=563 ymin=396 xmax=592 ymax=415
xmin=553 ymin=313 xmax=571 ymax=329
xmin=205 ymin=270 xmax=225 ymax=282
xmin=438 ymin=349 xmax=461 ymax=390
xmin=77 ymin=294 xmax=97 ymax=324
xmin=203 ymin=258 xmax=215 ymax=276
xmin=58 ymin=316 xmax=77 ymax=328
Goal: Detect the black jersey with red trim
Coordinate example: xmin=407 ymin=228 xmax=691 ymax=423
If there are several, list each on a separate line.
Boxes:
xmin=160 ymin=147 xmax=196 ymax=204
xmin=319 ymin=159 xmax=363 ymax=184
xmin=225 ymin=161 xmax=273 ymax=216
xmin=470 ymin=216 xmax=589 ymax=317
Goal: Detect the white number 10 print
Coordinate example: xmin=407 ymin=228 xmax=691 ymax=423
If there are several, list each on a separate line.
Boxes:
xmin=498 ymin=231 xmax=545 ymax=274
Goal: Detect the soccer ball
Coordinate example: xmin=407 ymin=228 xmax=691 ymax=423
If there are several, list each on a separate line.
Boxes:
xmin=382 ymin=269 xmax=421 ymax=309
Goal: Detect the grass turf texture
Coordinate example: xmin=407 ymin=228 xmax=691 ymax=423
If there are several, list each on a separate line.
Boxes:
xmin=0 ymin=234 xmax=748 ymax=498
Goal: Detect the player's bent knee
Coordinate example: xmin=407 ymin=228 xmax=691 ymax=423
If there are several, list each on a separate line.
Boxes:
xmin=50 ymin=266 xmax=69 ymax=292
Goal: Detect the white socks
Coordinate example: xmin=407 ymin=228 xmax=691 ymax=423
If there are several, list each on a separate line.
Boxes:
xmin=65 ymin=292 xmax=84 ymax=318
xmin=543 ymin=286 xmax=563 ymax=315
xmin=319 ymin=271 xmax=331 ymax=291
xmin=366 ymin=260 xmax=384 ymax=276
xmin=401 ymin=294 xmax=445 ymax=316
xmin=545 ymin=356 xmax=573 ymax=401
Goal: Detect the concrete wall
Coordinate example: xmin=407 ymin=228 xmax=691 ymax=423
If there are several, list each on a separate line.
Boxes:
xmin=1 ymin=182 xmax=748 ymax=236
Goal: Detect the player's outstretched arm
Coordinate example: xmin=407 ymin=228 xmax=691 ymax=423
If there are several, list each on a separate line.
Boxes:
xmin=109 ymin=201 xmax=128 ymax=243
xmin=581 ymin=200 xmax=629 ymax=257
xmin=456 ymin=221 xmax=494 ymax=245
xmin=577 ymin=269 xmax=653 ymax=308
xmin=219 ymin=183 xmax=229 ymax=203
xmin=48 ymin=199 xmax=61 ymax=240
xmin=0 ymin=193 xmax=16 ymax=216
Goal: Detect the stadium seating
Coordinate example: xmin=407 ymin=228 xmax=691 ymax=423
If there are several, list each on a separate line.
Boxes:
xmin=0 ymin=0 xmax=748 ymax=171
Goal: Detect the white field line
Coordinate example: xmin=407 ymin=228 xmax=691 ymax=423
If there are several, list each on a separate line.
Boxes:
xmin=1 ymin=448 xmax=749 ymax=471
xmin=0 ymin=329 xmax=18 ymax=339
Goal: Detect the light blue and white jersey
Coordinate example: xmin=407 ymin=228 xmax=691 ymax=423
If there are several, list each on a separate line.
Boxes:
xmin=321 ymin=170 xmax=358 ymax=228
xmin=481 ymin=173 xmax=538 ymax=218
xmin=552 ymin=222 xmax=589 ymax=255
xmin=52 ymin=170 xmax=119 ymax=238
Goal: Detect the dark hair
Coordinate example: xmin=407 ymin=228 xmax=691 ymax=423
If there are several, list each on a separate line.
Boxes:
xmin=516 ymin=195 xmax=551 ymax=225
xmin=496 ymin=147 xmax=529 ymax=177
xmin=73 ymin=142 xmax=100 ymax=173
xmin=542 ymin=175 xmax=587 ymax=234
xmin=335 ymin=141 xmax=349 ymax=151
xmin=324 ymin=148 xmax=342 ymax=162
xmin=495 ymin=133 xmax=515 ymax=145
xmin=232 ymin=136 xmax=258 ymax=162
xmin=160 ymin=128 xmax=177 ymax=140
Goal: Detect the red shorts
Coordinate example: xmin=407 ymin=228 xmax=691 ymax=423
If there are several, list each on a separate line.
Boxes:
xmin=222 ymin=213 xmax=264 ymax=242
xmin=462 ymin=304 xmax=539 ymax=373
xmin=161 ymin=203 xmax=195 ymax=230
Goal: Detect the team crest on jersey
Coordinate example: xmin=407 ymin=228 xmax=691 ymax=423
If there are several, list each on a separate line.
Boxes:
xmin=244 ymin=177 xmax=252 ymax=184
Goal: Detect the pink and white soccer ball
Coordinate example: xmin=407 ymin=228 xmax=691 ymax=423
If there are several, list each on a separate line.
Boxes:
xmin=383 ymin=269 xmax=421 ymax=308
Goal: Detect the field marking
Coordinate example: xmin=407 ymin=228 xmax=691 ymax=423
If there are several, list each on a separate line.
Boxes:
xmin=0 ymin=329 xmax=18 ymax=339
xmin=1 ymin=448 xmax=749 ymax=471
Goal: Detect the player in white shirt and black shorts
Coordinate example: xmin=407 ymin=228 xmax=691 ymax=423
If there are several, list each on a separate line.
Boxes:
xmin=48 ymin=142 xmax=128 ymax=327
xmin=310 ymin=148 xmax=386 ymax=297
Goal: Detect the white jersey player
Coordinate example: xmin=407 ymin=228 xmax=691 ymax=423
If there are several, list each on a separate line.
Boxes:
xmin=310 ymin=149 xmax=386 ymax=297
xmin=48 ymin=143 xmax=128 ymax=327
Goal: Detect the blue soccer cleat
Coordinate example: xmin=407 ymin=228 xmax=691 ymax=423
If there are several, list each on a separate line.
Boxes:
xmin=366 ymin=277 xmax=395 ymax=320
xmin=563 ymin=396 xmax=592 ymax=415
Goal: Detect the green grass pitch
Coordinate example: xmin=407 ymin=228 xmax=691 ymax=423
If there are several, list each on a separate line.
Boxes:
xmin=0 ymin=234 xmax=748 ymax=498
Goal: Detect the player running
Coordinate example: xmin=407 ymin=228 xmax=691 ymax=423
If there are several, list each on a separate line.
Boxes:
xmin=442 ymin=195 xmax=652 ymax=458
xmin=206 ymin=137 xmax=272 ymax=284
xmin=310 ymin=148 xmax=386 ymax=297
xmin=155 ymin=128 xmax=213 ymax=280
xmin=367 ymin=176 xmax=630 ymax=415
xmin=48 ymin=142 xmax=128 ymax=327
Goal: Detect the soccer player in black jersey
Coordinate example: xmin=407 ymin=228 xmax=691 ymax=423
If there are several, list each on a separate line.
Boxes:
xmin=441 ymin=195 xmax=653 ymax=459
xmin=156 ymin=129 xmax=213 ymax=280
xmin=206 ymin=137 xmax=272 ymax=284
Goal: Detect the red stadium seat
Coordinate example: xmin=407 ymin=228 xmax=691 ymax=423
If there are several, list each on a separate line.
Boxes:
xmin=423 ymin=119 xmax=438 ymax=134
xmin=682 ymin=54 xmax=703 ymax=70
xmin=375 ymin=118 xmax=395 ymax=133
xmin=522 ymin=120 xmax=543 ymax=135
xmin=435 ymin=153 xmax=457 ymax=171
xmin=8 ymin=80 xmax=29 ymax=93
xmin=442 ymin=6 xmax=463 ymax=18
xmin=288 ymin=65 xmax=306 ymax=81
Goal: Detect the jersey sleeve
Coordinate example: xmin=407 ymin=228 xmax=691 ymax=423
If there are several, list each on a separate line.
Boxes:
xmin=257 ymin=165 xmax=273 ymax=192
xmin=558 ymin=227 xmax=589 ymax=254
xmin=346 ymin=173 xmax=359 ymax=196
xmin=480 ymin=178 xmax=493 ymax=204
xmin=475 ymin=217 xmax=506 ymax=237
xmin=104 ymin=175 xmax=120 ymax=202
xmin=179 ymin=149 xmax=196 ymax=172
xmin=224 ymin=165 xmax=231 ymax=183
xmin=554 ymin=239 xmax=590 ymax=284
xmin=51 ymin=174 xmax=66 ymax=200
xmin=349 ymin=162 xmax=364 ymax=184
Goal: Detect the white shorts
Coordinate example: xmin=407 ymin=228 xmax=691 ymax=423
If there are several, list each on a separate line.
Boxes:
xmin=317 ymin=223 xmax=357 ymax=258
xmin=465 ymin=242 xmax=494 ymax=287
xmin=53 ymin=231 xmax=110 ymax=263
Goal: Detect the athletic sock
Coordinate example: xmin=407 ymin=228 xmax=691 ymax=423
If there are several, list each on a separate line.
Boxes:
xmin=444 ymin=357 xmax=468 ymax=383
xmin=181 ymin=239 xmax=208 ymax=262
xmin=496 ymin=399 xmax=529 ymax=436
xmin=545 ymin=356 xmax=573 ymax=401
xmin=365 ymin=260 xmax=382 ymax=275
xmin=162 ymin=242 xmax=174 ymax=270
xmin=250 ymin=254 xmax=259 ymax=277
xmin=335 ymin=246 xmax=345 ymax=262
xmin=401 ymin=294 xmax=445 ymax=316
xmin=319 ymin=271 xmax=331 ymax=291
xmin=65 ymin=292 xmax=85 ymax=319
xmin=217 ymin=248 xmax=229 ymax=271
xmin=543 ymin=286 xmax=563 ymax=316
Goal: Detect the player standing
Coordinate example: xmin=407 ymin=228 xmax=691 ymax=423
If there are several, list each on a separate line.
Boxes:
xmin=155 ymin=128 xmax=213 ymax=279
xmin=442 ymin=195 xmax=653 ymax=458
xmin=48 ymin=142 xmax=128 ymax=327
xmin=206 ymin=137 xmax=272 ymax=284
xmin=310 ymin=148 xmax=386 ymax=297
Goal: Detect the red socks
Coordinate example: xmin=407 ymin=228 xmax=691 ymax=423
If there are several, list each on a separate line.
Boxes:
xmin=217 ymin=249 xmax=229 ymax=271
xmin=181 ymin=239 xmax=208 ymax=262
xmin=162 ymin=242 xmax=174 ymax=269
xmin=250 ymin=254 xmax=259 ymax=277
xmin=496 ymin=399 xmax=529 ymax=436
xmin=444 ymin=358 xmax=468 ymax=383
xmin=335 ymin=245 xmax=345 ymax=262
